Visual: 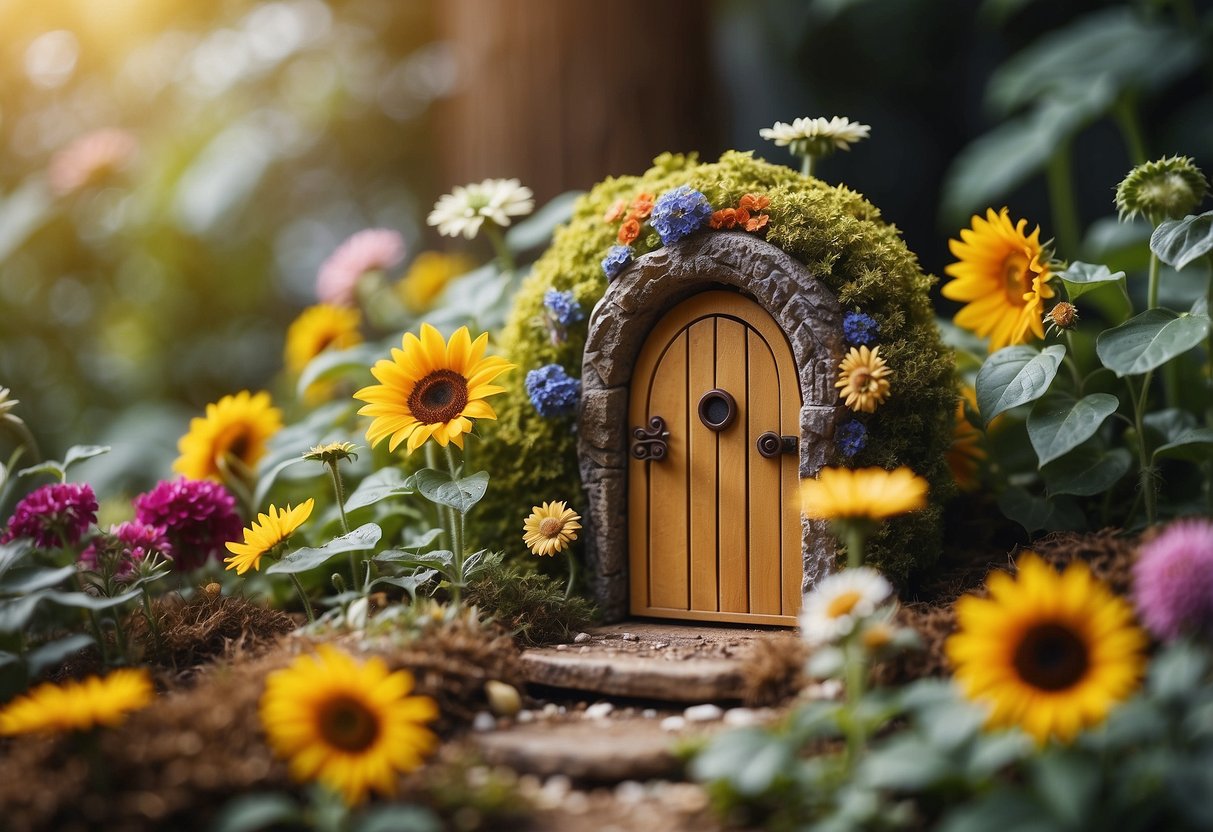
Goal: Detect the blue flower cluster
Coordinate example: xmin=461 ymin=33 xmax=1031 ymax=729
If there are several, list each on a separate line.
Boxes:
xmin=836 ymin=419 xmax=868 ymax=458
xmin=601 ymin=245 xmax=634 ymax=281
xmin=526 ymin=364 xmax=581 ymax=418
xmin=843 ymin=311 xmax=879 ymax=346
xmin=650 ymin=185 xmax=712 ymax=245
xmin=543 ymin=289 xmax=584 ymax=327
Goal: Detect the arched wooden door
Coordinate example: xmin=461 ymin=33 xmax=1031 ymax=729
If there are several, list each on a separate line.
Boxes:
xmin=627 ymin=290 xmax=802 ymax=625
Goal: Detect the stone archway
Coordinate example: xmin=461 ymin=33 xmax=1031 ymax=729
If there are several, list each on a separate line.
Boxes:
xmin=577 ymin=231 xmax=843 ymax=622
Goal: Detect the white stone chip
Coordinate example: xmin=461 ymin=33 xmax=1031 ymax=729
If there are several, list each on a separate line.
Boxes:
xmin=683 ymin=703 xmax=724 ymax=722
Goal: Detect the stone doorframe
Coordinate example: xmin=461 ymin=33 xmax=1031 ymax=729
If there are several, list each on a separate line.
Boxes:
xmin=578 ymin=231 xmax=844 ymax=622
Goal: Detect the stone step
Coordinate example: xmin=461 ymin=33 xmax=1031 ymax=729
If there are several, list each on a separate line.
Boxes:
xmin=473 ymin=717 xmax=681 ymax=782
xmin=522 ymin=651 xmax=745 ymax=702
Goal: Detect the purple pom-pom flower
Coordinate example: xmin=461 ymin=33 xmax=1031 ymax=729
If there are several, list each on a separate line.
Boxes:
xmin=1 ymin=482 xmax=97 ymax=549
xmin=133 ymin=478 xmax=243 ymax=571
xmin=80 ymin=521 xmax=173 ymax=581
xmin=1133 ymin=518 xmax=1213 ymax=640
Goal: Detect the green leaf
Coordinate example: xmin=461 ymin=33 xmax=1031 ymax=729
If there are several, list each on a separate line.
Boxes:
xmin=1152 ymin=211 xmax=1213 ymax=271
xmin=44 ymin=587 xmax=143 ymax=611
xmin=1031 ymin=750 xmax=1099 ymax=827
xmin=62 ymin=445 xmax=110 ymax=469
xmin=860 ymin=736 xmax=956 ymax=791
xmin=997 ymin=487 xmax=1083 ymax=534
xmin=689 ymin=727 xmax=795 ymax=796
xmin=1057 ymin=261 xmax=1126 ymax=301
xmin=0 ymin=593 xmax=47 ymax=632
xmin=503 ymin=190 xmax=582 ymax=254
xmin=976 ymin=345 xmax=1066 ymax=424
xmin=1154 ymin=428 xmax=1213 ymax=463
xmin=1042 ymin=446 xmax=1132 ymax=497
xmin=16 ymin=460 xmax=65 ymax=481
xmin=0 ymin=565 xmax=77 ymax=595
xmin=371 ymin=570 xmax=438 ymax=601
xmin=373 ymin=549 xmax=453 ymax=571
xmin=463 ymin=548 xmax=502 ymax=575
xmin=1145 ymin=408 xmax=1198 ymax=445
xmin=26 ymin=633 xmax=93 ymax=674
xmin=211 ymin=794 xmax=302 ymax=832
xmin=1027 ymin=393 xmax=1119 ymax=466
xmin=296 ymin=342 xmax=385 ymax=397
xmin=0 ymin=539 xmax=33 ymax=582
xmin=1096 ymin=308 xmax=1211 ymax=377
xmin=267 ymin=523 xmax=383 ymax=574
xmin=412 ymin=469 xmax=490 ymax=514
xmin=938 ymin=791 xmax=1057 ymax=832
xmin=356 ymin=805 xmax=443 ymax=832
xmin=1148 ymin=642 xmax=1209 ymax=702
xmin=344 ymin=468 xmax=413 ymax=513
xmin=252 ymin=456 xmax=309 ymax=509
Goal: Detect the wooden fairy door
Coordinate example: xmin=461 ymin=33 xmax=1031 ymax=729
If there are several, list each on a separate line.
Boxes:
xmin=628 ymin=290 xmax=803 ymax=625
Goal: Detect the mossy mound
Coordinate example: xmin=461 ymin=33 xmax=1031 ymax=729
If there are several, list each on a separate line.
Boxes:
xmin=475 ymin=150 xmax=955 ymax=581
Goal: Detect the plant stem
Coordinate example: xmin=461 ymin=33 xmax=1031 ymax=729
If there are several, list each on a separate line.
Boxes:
xmin=484 ymin=224 xmax=516 ymax=273
xmin=844 ymin=639 xmax=866 ymax=771
xmin=443 ymin=444 xmax=466 ymax=606
xmin=72 ymin=573 xmax=107 ymax=664
xmin=564 ymin=548 xmax=577 ymax=600
xmin=843 ymin=523 xmax=867 ymax=570
xmin=1046 ymin=141 xmax=1081 ymax=259
xmin=325 ymin=461 xmax=358 ymax=589
xmin=801 ymin=154 xmax=815 ymax=178
xmin=1112 ymin=96 xmax=1148 ymax=165
xmin=289 ymin=574 xmax=315 ymax=623
xmin=425 ymin=444 xmax=455 ymax=552
xmin=1147 ymin=250 xmax=1161 ymax=311
xmin=1131 ymin=370 xmax=1158 ymax=525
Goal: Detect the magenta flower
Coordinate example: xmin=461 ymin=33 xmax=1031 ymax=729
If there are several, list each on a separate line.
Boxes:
xmin=1 ymin=482 xmax=98 ymax=549
xmin=133 ymin=479 xmax=242 ymax=571
xmin=316 ymin=229 xmax=406 ymax=306
xmin=1133 ymin=518 xmax=1213 ymax=640
xmin=80 ymin=521 xmax=172 ymax=580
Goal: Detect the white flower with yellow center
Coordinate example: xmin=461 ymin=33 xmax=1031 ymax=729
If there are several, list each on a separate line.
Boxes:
xmin=799 ymin=567 xmax=893 ymax=647
xmin=760 ymin=116 xmax=871 ymax=157
xmin=427 ymin=178 xmax=535 ymax=240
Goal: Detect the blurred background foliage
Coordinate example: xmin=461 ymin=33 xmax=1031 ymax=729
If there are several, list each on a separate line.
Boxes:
xmin=1 ymin=0 xmax=1210 ymax=494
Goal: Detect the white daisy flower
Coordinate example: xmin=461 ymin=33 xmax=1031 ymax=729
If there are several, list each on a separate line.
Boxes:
xmin=427 ymin=178 xmax=535 ymax=240
xmin=799 ymin=566 xmax=893 ymax=647
xmin=759 ymin=116 xmax=871 ymax=153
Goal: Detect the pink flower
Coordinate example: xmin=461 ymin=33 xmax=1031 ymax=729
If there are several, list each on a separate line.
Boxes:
xmin=1 ymin=483 xmax=98 ymax=549
xmin=133 ymin=479 xmax=242 ymax=571
xmin=79 ymin=521 xmax=172 ymax=581
xmin=47 ymin=128 xmax=138 ymax=196
xmin=316 ymin=229 xmax=405 ymax=306
xmin=1133 ymin=518 xmax=1213 ymax=640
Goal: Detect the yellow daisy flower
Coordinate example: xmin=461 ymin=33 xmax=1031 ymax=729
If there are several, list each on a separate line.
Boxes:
xmin=174 ymin=391 xmax=284 ymax=482
xmin=836 ymin=345 xmax=892 ymax=413
xmin=0 ymin=668 xmax=153 ymax=736
xmin=943 ymin=208 xmax=1056 ymax=352
xmin=396 ymin=251 xmax=476 ymax=313
xmin=800 ymin=466 xmax=928 ymax=522
xmin=224 ymin=499 xmax=315 ymax=575
xmin=947 ymin=554 xmax=1147 ymax=745
xmin=284 ymin=304 xmax=363 ymax=375
xmin=947 ymin=386 xmax=985 ymax=492
xmin=260 ymin=645 xmax=438 ymax=806
xmin=523 ymin=501 xmax=582 ymax=556
xmin=354 ymin=324 xmax=514 ymax=455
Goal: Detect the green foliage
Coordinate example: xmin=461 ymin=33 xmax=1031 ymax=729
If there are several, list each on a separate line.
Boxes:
xmin=475 ymin=150 xmax=955 ymax=580
xmin=464 ymin=560 xmax=596 ymax=646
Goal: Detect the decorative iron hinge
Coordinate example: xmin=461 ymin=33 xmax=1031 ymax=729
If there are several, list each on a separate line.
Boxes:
xmin=631 ymin=416 xmax=670 ymax=461
xmin=756 ymin=431 xmax=798 ymax=458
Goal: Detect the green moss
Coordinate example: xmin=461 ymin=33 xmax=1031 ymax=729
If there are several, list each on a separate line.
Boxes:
xmin=473 ymin=151 xmax=954 ymax=582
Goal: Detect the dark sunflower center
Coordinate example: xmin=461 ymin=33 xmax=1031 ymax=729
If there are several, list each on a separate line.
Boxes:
xmin=318 ymin=695 xmax=380 ymax=752
xmin=1002 ymin=252 xmax=1031 ymax=306
xmin=408 ymin=369 xmax=469 ymax=425
xmin=1012 ymin=622 xmax=1089 ymax=692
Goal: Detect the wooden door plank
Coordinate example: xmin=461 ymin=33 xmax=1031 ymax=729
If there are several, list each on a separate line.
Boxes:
xmin=648 ymin=329 xmax=690 ymax=609
xmin=716 ymin=317 xmax=749 ymax=613
xmin=687 ymin=318 xmax=718 ymax=612
xmin=746 ymin=329 xmax=783 ymax=615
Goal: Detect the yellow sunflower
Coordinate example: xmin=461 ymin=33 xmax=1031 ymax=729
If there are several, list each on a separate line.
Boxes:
xmin=284 ymin=304 xmax=363 ymax=375
xmin=800 ymin=466 xmax=928 ymax=522
xmin=354 ymin=324 xmax=514 ymax=455
xmin=396 ymin=251 xmax=476 ymax=313
xmin=947 ymin=386 xmax=985 ymax=491
xmin=260 ymin=645 xmax=438 ymax=805
xmin=224 ymin=498 xmax=315 ymax=575
xmin=947 ymin=554 xmax=1147 ymax=745
xmin=174 ymin=391 xmax=284 ymax=482
xmin=943 ymin=208 xmax=1056 ymax=352
xmin=836 ymin=346 xmax=892 ymax=413
xmin=523 ymin=500 xmax=582 ymax=556
xmin=0 ymin=668 xmax=153 ymax=736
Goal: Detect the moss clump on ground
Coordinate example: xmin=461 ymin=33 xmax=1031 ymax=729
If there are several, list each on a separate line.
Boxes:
xmin=475 ymin=150 xmax=954 ymax=581
xmin=465 ymin=561 xmax=597 ymax=646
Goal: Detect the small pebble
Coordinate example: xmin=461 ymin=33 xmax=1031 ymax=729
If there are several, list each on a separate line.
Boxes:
xmin=556 ymin=644 xmax=568 ymax=651
xmin=574 ymin=632 xmax=591 ymax=643
xmin=484 ymin=680 xmax=522 ymax=717
xmin=642 ymin=708 xmax=658 ymax=719
xmin=615 ymin=780 xmax=647 ymax=804
xmin=472 ymin=712 xmax=496 ymax=733
xmin=621 ymin=632 xmax=638 ymax=642
xmin=585 ymin=701 xmax=614 ymax=720
xmin=517 ymin=710 xmax=535 ymax=723
xmin=724 ymin=707 xmax=759 ymax=727
xmin=653 ymin=641 xmax=669 ymax=649
xmin=580 ymin=646 xmax=589 ymax=654
xmin=564 ymin=791 xmax=590 ymax=814
xmin=542 ymin=703 xmax=559 ymax=717
xmin=684 ymin=703 xmax=724 ymax=722
xmin=660 ymin=715 xmax=686 ymax=732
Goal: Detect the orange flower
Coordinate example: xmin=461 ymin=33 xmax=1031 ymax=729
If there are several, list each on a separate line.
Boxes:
xmin=709 ymin=208 xmax=738 ymax=230
xmin=739 ymin=193 xmax=771 ymax=213
xmin=629 ymin=192 xmax=656 ymax=221
xmin=746 ymin=213 xmax=770 ymax=233
xmin=604 ymin=199 xmax=627 ymax=223
xmin=618 ymin=218 xmax=641 ymax=245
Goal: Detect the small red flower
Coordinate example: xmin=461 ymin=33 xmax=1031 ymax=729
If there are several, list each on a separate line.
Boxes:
xmin=739 ymin=193 xmax=771 ymax=214
xmin=617 ymin=217 xmax=642 ymax=245
xmin=746 ymin=213 xmax=770 ymax=233
xmin=709 ymin=208 xmax=738 ymax=230
xmin=604 ymin=199 xmax=627 ymax=223
xmin=629 ymin=192 xmax=656 ymax=221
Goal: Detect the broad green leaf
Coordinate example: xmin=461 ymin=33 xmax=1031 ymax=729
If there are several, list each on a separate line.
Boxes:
xmin=412 ymin=469 xmax=490 ymax=514
xmin=1032 ymin=750 xmax=1099 ymax=827
xmin=1152 ymin=211 xmax=1213 ymax=271
xmin=937 ymin=791 xmax=1056 ymax=832
xmin=1096 ymin=308 xmax=1211 ymax=377
xmin=267 ymin=523 xmax=382 ymax=574
xmin=344 ymin=468 xmax=413 ymax=513
xmin=1144 ymin=408 xmax=1198 ymax=445
xmin=860 ymin=736 xmax=956 ymax=791
xmin=1043 ymin=447 xmax=1132 ymax=497
xmin=0 ymin=539 xmax=32 ymax=582
xmin=16 ymin=460 xmax=65 ymax=481
xmin=373 ymin=550 xmax=453 ymax=570
xmin=252 ymin=456 xmax=310 ymax=509
xmin=503 ymin=190 xmax=581 ymax=254
xmin=211 ymin=794 xmax=302 ymax=832
xmin=371 ymin=570 xmax=438 ymax=601
xmin=689 ymin=727 xmax=794 ymax=796
xmin=1148 ymin=642 xmax=1209 ymax=701
xmin=62 ymin=445 xmax=110 ymax=469
xmin=0 ymin=565 xmax=77 ymax=595
xmin=356 ymin=805 xmax=443 ymax=832
xmin=297 ymin=342 xmax=385 ymax=398
xmin=0 ymin=593 xmax=47 ymax=632
xmin=26 ymin=633 xmax=93 ymax=674
xmin=1027 ymin=393 xmax=1119 ymax=466
xmin=997 ymin=487 xmax=1083 ymax=534
xmin=44 ymin=587 xmax=143 ymax=611
xmin=1057 ymin=261 xmax=1126 ymax=301
xmin=976 ymin=345 xmax=1066 ymax=424
xmin=1154 ymin=428 xmax=1213 ymax=463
